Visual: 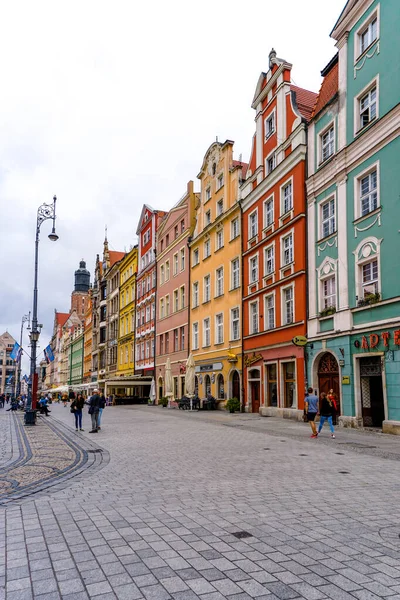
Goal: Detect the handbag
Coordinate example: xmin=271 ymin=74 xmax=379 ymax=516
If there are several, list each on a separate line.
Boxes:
xmin=70 ymin=407 xmax=75 ymax=413
xmin=88 ymin=406 xmax=95 ymax=415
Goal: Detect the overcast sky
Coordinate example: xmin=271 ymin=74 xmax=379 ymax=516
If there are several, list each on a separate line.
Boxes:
xmin=0 ymin=0 xmax=345 ymax=374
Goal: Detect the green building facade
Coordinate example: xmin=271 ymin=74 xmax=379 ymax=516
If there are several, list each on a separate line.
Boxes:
xmin=306 ymin=0 xmax=400 ymax=432
xmin=69 ymin=329 xmax=84 ymax=387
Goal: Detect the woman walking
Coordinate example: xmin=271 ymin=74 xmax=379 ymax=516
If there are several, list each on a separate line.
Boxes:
xmin=71 ymin=393 xmax=85 ymax=431
xmin=328 ymin=388 xmax=338 ymax=425
xmin=317 ymin=392 xmax=335 ymax=438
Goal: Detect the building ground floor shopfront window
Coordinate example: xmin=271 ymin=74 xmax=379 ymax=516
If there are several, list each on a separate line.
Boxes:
xmin=244 ymin=345 xmax=305 ymax=417
xmin=193 ymin=356 xmax=242 ymax=409
xmin=307 ymin=324 xmax=400 ymax=433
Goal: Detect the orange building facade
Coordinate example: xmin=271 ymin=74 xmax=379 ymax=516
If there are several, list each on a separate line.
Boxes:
xmin=241 ymin=49 xmax=317 ymax=417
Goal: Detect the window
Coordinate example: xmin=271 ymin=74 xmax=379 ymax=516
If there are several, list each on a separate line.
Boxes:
xmin=193 ymin=282 xmax=199 ymax=307
xmin=216 ymin=267 xmax=224 ymax=296
xmin=265 ymin=112 xmax=275 ymax=139
xmin=264 ymin=245 xmax=274 ymax=275
xmin=180 ymin=248 xmax=185 ymax=271
xmin=192 ymin=323 xmax=199 ymax=349
xmin=264 ymin=197 xmax=274 ymax=228
xmin=166 ymin=234 xmax=169 ymax=246
xmin=231 ymin=218 xmax=239 ymax=239
xmin=249 ymin=211 xmax=258 ymax=239
xmin=359 ymin=17 xmax=378 ymax=55
xmin=321 ymin=198 xmax=335 ymax=238
xmin=217 ymin=374 xmax=224 ymax=399
xmin=282 ymin=181 xmax=293 ymax=214
xmin=165 ymin=261 xmax=170 ymax=281
xmin=359 ymin=86 xmax=376 ymax=130
xmin=250 ymin=302 xmax=259 ymax=334
xmin=146 ymin=305 xmax=151 ymax=322
xmin=174 ymin=290 xmax=179 ymax=312
xmin=203 ymin=318 xmax=211 ymax=347
xmin=206 ymin=187 xmax=211 ymax=201
xmin=145 ymin=341 xmax=150 ymax=359
xmin=283 ymin=362 xmax=295 ymax=408
xmin=231 ymin=307 xmax=240 ymax=341
xmin=322 ymin=276 xmax=336 ymax=309
xmin=173 ymin=253 xmax=178 ymax=276
xmin=215 ymin=313 xmax=224 ymax=344
xmin=216 ymin=229 xmax=224 ymax=250
xmin=174 ymin=329 xmax=179 ymax=352
xmin=283 ymin=234 xmax=293 ymax=266
xmin=180 ymin=326 xmax=185 ymax=350
xmin=165 ymin=332 xmax=169 ymax=354
xmin=283 ymin=287 xmax=294 ymax=324
xmin=362 ymin=259 xmax=378 ymax=296
xmin=321 ymin=126 xmax=334 ymax=162
xmin=231 ymin=258 xmax=240 ymax=289
xmin=160 ymin=335 xmax=164 ymax=355
xmin=217 ymin=199 xmax=223 ymax=216
xmin=193 ymin=248 xmax=199 ymax=265
xmin=181 ymin=219 xmax=185 ymax=233
xmin=204 ymin=275 xmax=211 ymax=302
xmin=166 ymin=295 xmax=170 ymax=316
xmin=266 ymin=153 xmax=276 ymax=174
xmin=250 ymin=256 xmax=258 ymax=284
xmin=205 ymin=210 xmax=211 ymax=226
xmin=217 ymin=174 xmax=224 ymax=190
xmin=266 ymin=364 xmax=278 ymax=407
xmin=360 ymin=170 xmax=377 ymax=216
xmin=180 ymin=286 xmax=185 ymax=308
xmin=204 ymin=239 xmax=211 ymax=258
xmin=174 ymin=225 xmax=179 ymax=239
xmin=264 ymin=295 xmax=275 ymax=330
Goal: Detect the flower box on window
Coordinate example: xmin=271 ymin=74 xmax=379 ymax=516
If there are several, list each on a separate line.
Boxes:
xmin=357 ymin=292 xmax=381 ymax=307
xmin=319 ymin=306 xmax=336 ymax=318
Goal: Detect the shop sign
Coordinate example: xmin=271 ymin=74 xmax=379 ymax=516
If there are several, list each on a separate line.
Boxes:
xmin=196 ymin=362 xmax=223 ymax=373
xmin=342 ymin=375 xmax=350 ymax=384
xmin=292 ymin=335 xmax=308 ymax=347
xmin=244 ymin=353 xmax=263 ymax=367
xmin=354 ymin=330 xmax=400 ymax=350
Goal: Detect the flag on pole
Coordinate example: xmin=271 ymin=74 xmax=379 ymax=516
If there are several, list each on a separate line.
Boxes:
xmin=16 ymin=347 xmax=23 ymax=362
xmin=10 ymin=342 xmax=20 ymax=361
xmin=45 ymin=345 xmax=55 ymax=362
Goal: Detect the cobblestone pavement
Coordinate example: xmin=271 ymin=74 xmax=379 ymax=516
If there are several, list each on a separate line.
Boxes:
xmin=1 ymin=404 xmax=400 ymax=600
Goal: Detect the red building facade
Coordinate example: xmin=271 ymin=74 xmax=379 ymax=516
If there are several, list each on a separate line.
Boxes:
xmin=135 ymin=205 xmax=166 ymax=377
xmin=241 ymin=49 xmax=317 ymax=417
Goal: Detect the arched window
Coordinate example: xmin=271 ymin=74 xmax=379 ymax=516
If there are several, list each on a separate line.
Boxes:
xmin=204 ymin=374 xmax=211 ymax=396
xmin=217 ymin=374 xmax=224 ymax=399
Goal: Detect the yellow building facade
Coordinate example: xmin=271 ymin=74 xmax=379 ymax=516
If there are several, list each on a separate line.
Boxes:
xmin=189 ymin=140 xmax=247 ymax=406
xmin=117 ymin=246 xmax=138 ymax=377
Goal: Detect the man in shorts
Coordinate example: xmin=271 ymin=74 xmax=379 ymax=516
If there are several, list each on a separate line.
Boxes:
xmin=305 ymin=387 xmax=319 ymax=438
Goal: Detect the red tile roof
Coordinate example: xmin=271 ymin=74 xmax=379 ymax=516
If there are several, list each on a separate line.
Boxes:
xmin=291 ymin=85 xmax=318 ymax=122
xmin=56 ymin=312 xmax=69 ymax=327
xmin=311 ymin=56 xmax=339 ymax=119
xmin=109 ymin=251 xmax=125 ymax=267
xmin=232 ymin=160 xmax=249 ymax=178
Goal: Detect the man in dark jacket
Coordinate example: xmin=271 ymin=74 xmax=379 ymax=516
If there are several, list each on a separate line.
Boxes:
xmin=88 ymin=390 xmax=101 ymax=433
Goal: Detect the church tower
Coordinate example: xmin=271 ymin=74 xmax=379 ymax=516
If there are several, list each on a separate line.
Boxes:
xmin=70 ymin=260 xmax=91 ymax=319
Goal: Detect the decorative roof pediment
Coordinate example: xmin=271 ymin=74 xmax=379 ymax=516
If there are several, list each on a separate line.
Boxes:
xmin=136 ymin=204 xmax=155 ymax=235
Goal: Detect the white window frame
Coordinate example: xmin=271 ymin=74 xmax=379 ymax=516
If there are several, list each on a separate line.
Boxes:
xmin=319 ymin=122 xmax=335 ymax=164
xmin=204 ymin=239 xmax=211 ymax=259
xmin=192 ymin=322 xmax=199 ymax=350
xmin=173 ymin=289 xmax=179 ymax=313
xmin=248 ymin=209 xmax=258 ymax=240
xmin=165 ymin=260 xmax=170 ymax=281
xmin=361 ymin=259 xmax=379 ymax=297
xmin=216 ymin=229 xmax=224 ymax=250
xmin=203 ymin=318 xmax=211 ymax=347
xmin=160 ymin=298 xmax=165 ymax=319
xmin=264 ymin=109 xmax=276 ymax=140
xmin=193 ymin=248 xmax=199 ymax=266
xmin=216 ymin=199 xmax=224 ymax=216
xmin=231 ymin=258 xmax=240 ymax=290
xmin=353 ymin=161 xmax=380 ymax=220
xmin=249 ymin=254 xmax=258 ymax=284
xmin=321 ymin=275 xmax=336 ymax=310
xmin=281 ymin=285 xmax=294 ymax=326
xmin=249 ymin=300 xmax=259 ymax=335
xmin=280 ymin=177 xmax=293 ymax=215
xmin=205 ymin=187 xmax=211 ymax=202
xmin=263 ymin=195 xmax=274 ymax=229
xmin=230 ymin=306 xmax=240 ymax=341
xmin=231 ymin=218 xmax=240 ymax=240
xmin=180 ymin=286 xmax=185 ymax=309
xmin=320 ymin=196 xmax=336 ymax=239
xmin=192 ymin=282 xmax=199 ymax=308
xmin=354 ymin=6 xmax=380 ymax=61
xmin=265 ymin=151 xmax=276 ymax=175
xmin=215 ymin=313 xmax=224 ymax=344
xmin=205 ymin=210 xmax=211 ymax=226
xmin=281 ymin=232 xmax=294 ymax=267
xmin=180 ymin=248 xmax=185 ymax=271
xmin=264 ymin=243 xmax=275 ymax=276
xmin=215 ymin=267 xmax=224 ymax=297
xmin=203 ymin=274 xmax=211 ymax=303
xmin=173 ymin=253 xmax=178 ymax=276
xmin=264 ymin=292 xmax=275 ymax=330
xmin=217 ymin=174 xmax=224 ymax=191
xmin=354 ymin=76 xmax=379 ymax=136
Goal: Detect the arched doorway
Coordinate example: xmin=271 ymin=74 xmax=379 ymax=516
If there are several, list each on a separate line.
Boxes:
xmin=195 ymin=376 xmax=199 ymax=396
xmin=217 ymin=374 xmax=224 ymax=400
xmin=318 ymin=352 xmax=340 ymax=417
xmin=231 ymin=370 xmax=240 ymax=401
xmin=248 ymin=368 xmax=260 ymax=413
xmin=204 ymin=374 xmax=211 ymax=396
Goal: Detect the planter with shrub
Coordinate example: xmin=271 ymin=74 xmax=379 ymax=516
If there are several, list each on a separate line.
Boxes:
xmin=226 ymin=397 xmax=240 ymax=413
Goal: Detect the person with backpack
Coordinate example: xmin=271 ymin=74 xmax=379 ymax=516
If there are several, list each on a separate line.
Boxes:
xmin=317 ymin=392 xmax=336 ymax=438
xmin=88 ymin=390 xmax=101 ymax=433
xmin=98 ymin=393 xmax=106 ymax=430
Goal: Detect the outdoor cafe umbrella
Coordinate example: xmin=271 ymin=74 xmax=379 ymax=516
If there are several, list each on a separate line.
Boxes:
xmin=184 ymin=353 xmax=196 ymax=411
xmin=149 ymin=378 xmax=156 ymax=405
xmin=164 ymin=358 xmax=174 ymax=407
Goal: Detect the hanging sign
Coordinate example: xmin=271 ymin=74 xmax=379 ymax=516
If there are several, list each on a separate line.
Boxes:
xmin=292 ymin=336 xmax=308 ymax=347
xmin=342 ymin=376 xmax=350 ymax=384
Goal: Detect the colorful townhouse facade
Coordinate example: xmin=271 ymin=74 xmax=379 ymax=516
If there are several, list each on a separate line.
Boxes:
xmin=306 ymin=0 xmax=400 ymax=432
xmin=155 ymin=182 xmax=197 ymax=402
xmin=135 ymin=206 xmax=166 ymax=377
xmin=241 ymin=49 xmax=317 ymax=416
xmin=69 ymin=325 xmax=84 ymax=386
xmin=83 ymin=294 xmax=93 ymax=383
xmin=189 ymin=141 xmax=247 ymax=405
xmin=117 ymin=246 xmax=138 ymax=378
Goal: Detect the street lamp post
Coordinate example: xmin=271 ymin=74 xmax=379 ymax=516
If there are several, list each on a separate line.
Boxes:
xmin=16 ymin=312 xmax=30 ymax=398
xmin=26 ymin=196 xmax=59 ymax=425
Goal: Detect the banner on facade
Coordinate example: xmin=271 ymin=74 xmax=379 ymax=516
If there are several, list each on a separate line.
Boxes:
xmin=44 ymin=345 xmax=55 ymax=363
xmin=10 ymin=342 xmax=20 ymax=361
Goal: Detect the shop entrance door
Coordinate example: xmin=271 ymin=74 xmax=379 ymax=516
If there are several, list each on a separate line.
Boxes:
xmin=318 ymin=352 xmax=340 ymax=417
xmin=248 ymin=369 xmax=260 ymax=413
xmin=231 ymin=371 xmax=240 ymax=401
xmin=360 ymin=357 xmax=384 ymax=428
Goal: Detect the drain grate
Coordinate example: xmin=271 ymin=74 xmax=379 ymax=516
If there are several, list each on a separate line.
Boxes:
xmin=263 ymin=448 xmax=270 ymax=450
xmin=87 ymin=449 xmax=103 ymax=453
xmin=231 ymin=531 xmax=253 ymax=539
xmin=335 ymin=452 xmax=345 ymax=455
xmin=299 ymin=454 xmax=308 ymax=456
xmin=339 ymin=471 xmax=350 ymax=474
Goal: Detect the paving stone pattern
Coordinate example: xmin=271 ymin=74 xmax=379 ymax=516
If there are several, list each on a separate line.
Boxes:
xmin=1 ymin=404 xmax=400 ymax=599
